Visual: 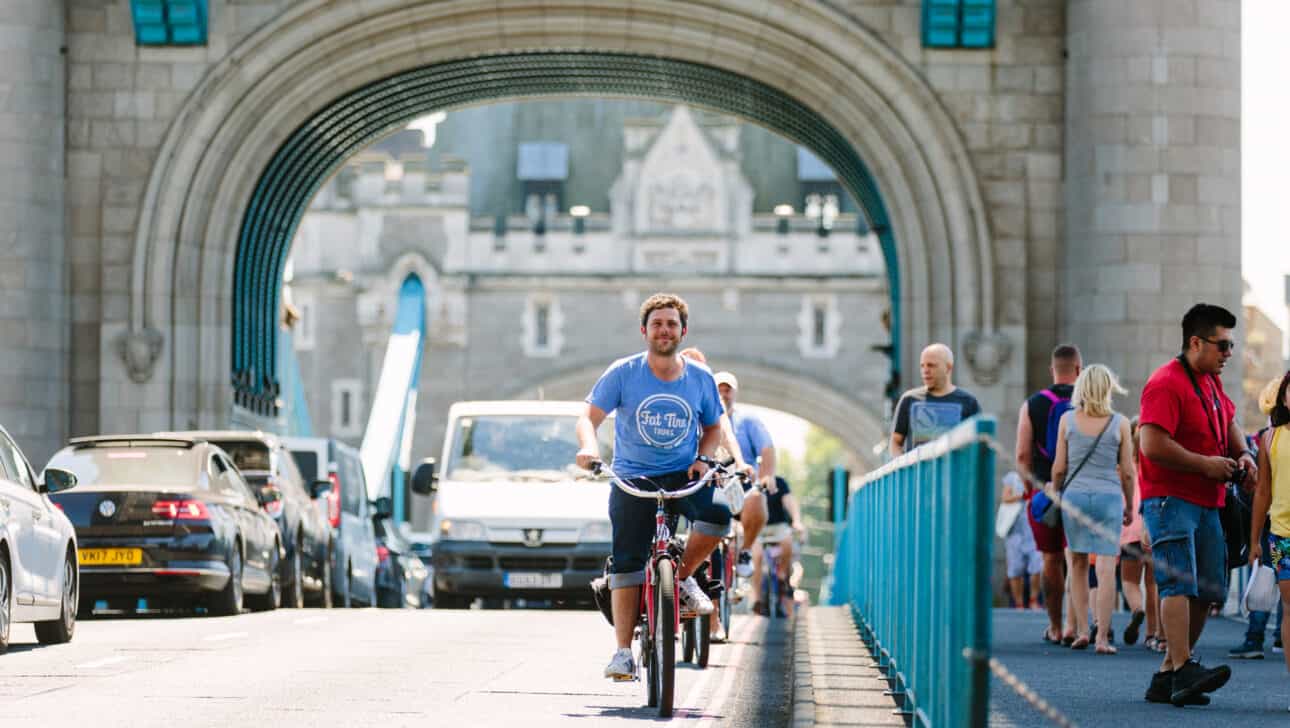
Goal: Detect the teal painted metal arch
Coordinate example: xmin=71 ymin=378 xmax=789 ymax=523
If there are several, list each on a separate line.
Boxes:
xmin=232 ymin=51 xmax=902 ymax=414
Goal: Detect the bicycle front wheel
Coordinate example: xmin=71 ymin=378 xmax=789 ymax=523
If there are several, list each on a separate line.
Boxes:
xmin=654 ymin=558 xmax=677 ymax=718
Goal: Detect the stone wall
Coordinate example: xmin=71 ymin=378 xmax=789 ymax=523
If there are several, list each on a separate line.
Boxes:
xmin=64 ymin=0 xmax=293 ymax=438
xmin=0 ymin=1 xmax=66 ymax=462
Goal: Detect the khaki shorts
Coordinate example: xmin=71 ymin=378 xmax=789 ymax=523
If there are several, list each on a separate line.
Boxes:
xmin=758 ymin=522 xmax=793 ymax=545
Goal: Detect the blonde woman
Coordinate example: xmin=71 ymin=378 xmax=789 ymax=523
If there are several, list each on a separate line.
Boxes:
xmin=1249 ymin=370 xmax=1290 ymax=683
xmin=1051 ymin=364 xmax=1135 ymax=654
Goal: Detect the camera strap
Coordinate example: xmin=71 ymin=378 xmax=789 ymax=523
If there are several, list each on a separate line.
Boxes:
xmin=1176 ymin=354 xmax=1227 ymax=456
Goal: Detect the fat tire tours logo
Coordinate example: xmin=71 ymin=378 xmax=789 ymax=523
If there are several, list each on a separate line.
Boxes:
xmin=635 ymin=394 xmax=694 ymax=449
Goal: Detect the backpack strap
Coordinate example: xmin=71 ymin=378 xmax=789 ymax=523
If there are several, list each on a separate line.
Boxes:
xmin=1038 ymin=389 xmax=1060 ymax=404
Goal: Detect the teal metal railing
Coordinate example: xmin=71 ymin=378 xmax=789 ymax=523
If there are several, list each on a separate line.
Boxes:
xmin=829 ymin=416 xmax=995 ymax=728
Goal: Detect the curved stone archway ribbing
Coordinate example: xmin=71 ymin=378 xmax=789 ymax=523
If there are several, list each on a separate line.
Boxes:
xmin=231 ymin=52 xmax=901 ymax=415
xmin=121 ymin=0 xmax=997 ymax=430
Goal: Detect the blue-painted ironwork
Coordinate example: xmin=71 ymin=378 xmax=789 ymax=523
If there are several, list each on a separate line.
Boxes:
xmin=277 ymin=327 xmax=313 ymax=437
xmin=829 ymin=416 xmax=995 ymax=728
xmin=922 ymin=0 xmax=996 ymax=49
xmin=130 ymin=0 xmax=207 ymax=46
xmin=359 ymin=275 xmax=427 ymax=517
xmin=230 ymin=52 xmax=903 ymax=417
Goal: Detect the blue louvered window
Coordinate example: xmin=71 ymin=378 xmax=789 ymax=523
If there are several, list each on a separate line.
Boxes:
xmin=131 ymin=0 xmax=208 ymax=46
xmin=922 ymin=0 xmax=995 ymax=49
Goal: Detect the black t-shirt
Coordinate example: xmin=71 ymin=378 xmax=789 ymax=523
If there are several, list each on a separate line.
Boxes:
xmin=892 ymin=387 xmax=981 ymax=449
xmin=767 ymin=476 xmax=792 ymax=525
xmin=1025 ymin=383 xmax=1074 ymax=483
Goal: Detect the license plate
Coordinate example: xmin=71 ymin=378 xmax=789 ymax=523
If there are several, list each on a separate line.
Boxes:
xmin=78 ymin=548 xmax=142 ymax=566
xmin=504 ymin=572 xmax=562 ymax=589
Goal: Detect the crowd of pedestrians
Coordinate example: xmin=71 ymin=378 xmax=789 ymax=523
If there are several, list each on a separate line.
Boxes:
xmin=904 ymin=303 xmax=1290 ymax=710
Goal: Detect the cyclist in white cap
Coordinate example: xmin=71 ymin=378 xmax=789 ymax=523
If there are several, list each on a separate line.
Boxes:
xmin=713 ymin=370 xmax=777 ymax=579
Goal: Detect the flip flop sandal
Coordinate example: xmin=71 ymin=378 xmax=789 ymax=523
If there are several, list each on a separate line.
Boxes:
xmin=1069 ymin=636 xmax=1090 ymax=650
xmin=1095 ymin=644 xmax=1118 ymax=655
xmin=1061 ymin=633 xmax=1077 ymax=647
xmin=1042 ymin=629 xmax=1061 ymax=644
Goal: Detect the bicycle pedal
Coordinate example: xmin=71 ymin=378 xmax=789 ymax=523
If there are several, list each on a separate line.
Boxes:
xmin=611 ymin=674 xmax=639 ymax=683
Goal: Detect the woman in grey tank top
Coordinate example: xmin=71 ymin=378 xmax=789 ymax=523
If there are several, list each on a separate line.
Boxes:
xmin=1052 ymin=364 xmax=1137 ymax=653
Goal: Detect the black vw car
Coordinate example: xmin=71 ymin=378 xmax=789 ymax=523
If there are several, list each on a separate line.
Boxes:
xmin=46 ymin=436 xmax=283 ymax=615
xmin=163 ymin=431 xmax=334 ymax=608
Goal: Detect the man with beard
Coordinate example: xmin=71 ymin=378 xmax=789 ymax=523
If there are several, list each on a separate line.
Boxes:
xmin=1138 ymin=303 xmax=1256 ymax=706
xmin=576 ymin=293 xmax=730 ymax=680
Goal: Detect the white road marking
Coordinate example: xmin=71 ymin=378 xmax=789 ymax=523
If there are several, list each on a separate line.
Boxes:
xmin=203 ymin=631 xmax=249 ymax=642
xmin=75 ymin=655 xmax=131 ymax=670
xmin=679 ymin=616 xmax=760 ymax=723
xmin=292 ymin=616 xmax=328 ymax=625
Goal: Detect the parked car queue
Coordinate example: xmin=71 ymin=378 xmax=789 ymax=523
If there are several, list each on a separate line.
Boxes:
xmin=0 ymin=428 xmax=433 ymax=653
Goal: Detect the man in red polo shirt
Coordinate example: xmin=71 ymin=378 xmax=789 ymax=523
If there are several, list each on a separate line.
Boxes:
xmin=1138 ymin=303 xmax=1258 ymax=707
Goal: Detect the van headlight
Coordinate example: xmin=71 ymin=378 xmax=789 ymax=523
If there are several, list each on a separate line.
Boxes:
xmin=579 ymin=521 xmax=612 ymax=543
xmin=439 ymin=519 xmax=487 ymax=540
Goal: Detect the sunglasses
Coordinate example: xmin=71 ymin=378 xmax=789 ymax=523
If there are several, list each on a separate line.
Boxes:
xmin=1200 ymin=336 xmax=1235 ymax=353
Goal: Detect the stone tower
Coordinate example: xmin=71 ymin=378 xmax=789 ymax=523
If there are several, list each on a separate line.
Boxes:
xmin=1063 ymin=0 xmax=1242 ymax=395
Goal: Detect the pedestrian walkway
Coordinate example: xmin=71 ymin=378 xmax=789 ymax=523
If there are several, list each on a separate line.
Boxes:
xmin=792 ymin=606 xmax=904 ymax=726
xmin=990 ymin=609 xmax=1289 ymax=726
xmin=794 ymin=607 xmax=1289 ymax=727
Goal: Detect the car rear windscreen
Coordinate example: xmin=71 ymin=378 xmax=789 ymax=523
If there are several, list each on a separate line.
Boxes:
xmin=46 ymin=446 xmax=201 ymax=487
xmin=206 ymin=440 xmax=271 ymax=472
xmin=290 ymin=450 xmax=319 ymax=483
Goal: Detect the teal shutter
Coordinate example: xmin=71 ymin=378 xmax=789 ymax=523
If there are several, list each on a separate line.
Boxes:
xmin=960 ymin=0 xmax=997 ymax=48
xmin=922 ymin=0 xmax=962 ymax=48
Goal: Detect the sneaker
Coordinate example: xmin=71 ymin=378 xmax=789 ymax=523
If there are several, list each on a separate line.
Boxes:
xmin=1143 ymin=671 xmax=1210 ymax=706
xmin=678 ymin=576 xmax=714 ymax=615
xmin=711 ymin=623 xmax=727 ymax=643
xmin=1227 ymin=638 xmax=1265 ymax=659
xmin=1273 ymin=638 xmax=1284 ymax=654
xmin=604 ymin=648 xmax=636 ymax=680
xmin=1169 ymin=659 xmax=1231 ymax=706
xmin=736 ymin=550 xmax=753 ymax=578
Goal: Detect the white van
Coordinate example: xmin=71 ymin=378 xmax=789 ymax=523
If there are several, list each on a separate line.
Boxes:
xmin=422 ymin=401 xmax=613 ymax=608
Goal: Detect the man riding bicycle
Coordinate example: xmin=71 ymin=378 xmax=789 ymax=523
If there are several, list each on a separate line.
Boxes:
xmin=713 ymin=371 xmax=778 ymax=578
xmin=576 ymin=293 xmax=732 ymax=681
xmin=751 ymin=475 xmax=805 ymax=618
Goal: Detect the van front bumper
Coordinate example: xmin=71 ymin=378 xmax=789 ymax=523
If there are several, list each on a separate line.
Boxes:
xmin=431 ymin=540 xmax=610 ymax=601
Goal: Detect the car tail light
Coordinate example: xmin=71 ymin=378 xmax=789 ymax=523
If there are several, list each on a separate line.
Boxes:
xmin=51 ymin=502 xmax=64 ymax=512
xmin=376 ymin=545 xmax=390 ymax=565
xmin=328 ymin=472 xmax=341 ymax=529
xmin=152 ymin=499 xmax=210 ymax=520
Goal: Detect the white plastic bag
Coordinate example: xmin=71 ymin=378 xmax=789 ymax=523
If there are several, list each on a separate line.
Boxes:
xmin=995 ymin=501 xmax=1022 ymax=539
xmin=1242 ymin=563 xmax=1279 ymax=615
xmin=712 ymin=477 xmax=745 ymax=516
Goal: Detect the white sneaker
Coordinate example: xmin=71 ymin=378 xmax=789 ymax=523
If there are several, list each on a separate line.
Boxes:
xmin=711 ymin=623 xmax=727 ymax=643
xmin=679 ymin=576 xmax=714 ymax=615
xmin=735 ymin=550 xmax=753 ymax=578
xmin=604 ymin=647 xmax=636 ymax=680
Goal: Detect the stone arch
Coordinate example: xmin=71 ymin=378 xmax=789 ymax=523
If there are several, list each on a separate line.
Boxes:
xmin=118 ymin=0 xmax=997 ymax=431
xmin=508 ymin=360 xmax=887 ymax=471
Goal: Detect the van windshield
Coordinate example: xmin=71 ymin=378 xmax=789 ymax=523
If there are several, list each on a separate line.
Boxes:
xmin=445 ymin=415 xmax=613 ymax=481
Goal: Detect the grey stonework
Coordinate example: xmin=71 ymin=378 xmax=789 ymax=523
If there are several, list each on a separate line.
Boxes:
xmin=0 ymin=1 xmax=67 ymax=463
xmin=0 ymin=1 xmax=1243 ymax=474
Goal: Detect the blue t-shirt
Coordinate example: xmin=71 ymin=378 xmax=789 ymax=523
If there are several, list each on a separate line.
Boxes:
xmin=587 ymin=353 xmax=723 ymax=478
xmin=729 ymin=409 xmax=773 ymax=466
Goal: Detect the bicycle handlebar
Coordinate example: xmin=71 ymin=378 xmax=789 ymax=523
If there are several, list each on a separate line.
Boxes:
xmin=590 ymin=460 xmax=727 ymax=500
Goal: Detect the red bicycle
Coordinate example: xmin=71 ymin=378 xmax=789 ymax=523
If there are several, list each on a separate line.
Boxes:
xmin=591 ymin=459 xmax=722 ymax=718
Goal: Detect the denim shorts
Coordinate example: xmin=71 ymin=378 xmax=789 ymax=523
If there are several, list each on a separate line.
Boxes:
xmin=1141 ymin=496 xmax=1227 ymax=603
xmin=607 ymin=470 xmax=731 ymax=589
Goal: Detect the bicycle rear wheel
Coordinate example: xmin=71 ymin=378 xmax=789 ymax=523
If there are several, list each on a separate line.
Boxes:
xmin=681 ymin=617 xmax=695 ymax=663
xmin=654 ymin=558 xmax=677 ymax=718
